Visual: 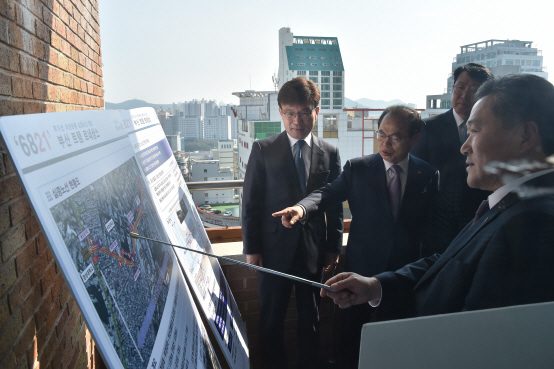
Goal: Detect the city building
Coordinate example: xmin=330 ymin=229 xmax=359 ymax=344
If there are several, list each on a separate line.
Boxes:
xmin=426 ymin=39 xmax=548 ymax=110
xmin=166 ymin=132 xmax=182 ymax=151
xmin=190 ymin=159 xmax=234 ymax=205
xmin=203 ymin=116 xmax=232 ymax=140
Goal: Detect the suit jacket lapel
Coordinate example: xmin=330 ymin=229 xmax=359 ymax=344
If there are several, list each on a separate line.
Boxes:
xmin=368 ymin=154 xmax=393 ymax=218
xmin=414 ymin=204 xmax=503 ymax=289
xmin=307 ymin=135 xmax=325 ymax=193
xmin=276 ymin=132 xmax=305 ymax=199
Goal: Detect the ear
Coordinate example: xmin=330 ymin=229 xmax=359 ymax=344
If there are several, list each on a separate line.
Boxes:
xmin=519 ymin=121 xmax=540 ymax=154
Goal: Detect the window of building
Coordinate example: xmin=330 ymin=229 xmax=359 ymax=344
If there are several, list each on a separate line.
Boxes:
xmin=322 ymin=114 xmax=338 ymax=138
xmin=322 ymin=63 xmax=330 ymax=66
xmin=333 ymin=63 xmax=342 ymax=67
xmin=310 ymin=63 xmax=318 ymax=66
xmin=321 ymin=91 xmax=330 ymax=98
xmin=307 ymin=48 xmax=315 ymax=51
xmin=204 ymin=169 xmax=207 ymax=173
xmin=309 ymin=71 xmax=318 ymax=76
xmin=321 ymin=84 xmax=330 ymax=91
xmin=295 ymin=48 xmax=303 ymax=51
xmin=320 ymin=56 xmax=328 ymax=59
xmin=533 ymin=60 xmax=541 ymax=66
xmin=333 ymin=84 xmax=342 ymax=91
xmin=319 ymin=48 xmax=326 ymax=51
xmin=333 ymin=57 xmax=340 ymax=60
xmin=506 ymin=59 xmax=514 ymax=65
xmin=297 ymin=56 xmax=305 ymax=59
xmin=333 ymin=71 xmax=343 ymax=76
xmin=309 ymin=56 xmax=317 ymax=59
xmin=515 ymin=59 xmax=521 ymax=65
xmin=333 ymin=92 xmax=342 ymax=98
xmin=309 ymin=77 xmax=318 ymax=83
xmin=333 ymin=98 xmax=342 ymax=106
xmin=321 ymin=77 xmax=330 ymax=83
xmin=204 ymin=177 xmax=208 ymax=181
xmin=298 ymin=63 xmax=305 ymax=66
xmin=321 ymin=71 xmax=330 ymax=76
xmin=321 ymin=99 xmax=331 ymax=106
xmin=333 ymin=76 xmax=342 ymax=83
xmin=205 ymin=193 xmax=208 ymax=197
xmin=526 ymin=60 xmax=532 ymax=66
xmin=297 ymin=71 xmax=306 ymax=75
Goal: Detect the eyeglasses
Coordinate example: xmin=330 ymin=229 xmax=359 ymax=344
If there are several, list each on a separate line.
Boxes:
xmin=453 ymin=84 xmax=479 ymax=97
xmin=282 ymin=109 xmax=314 ymax=120
xmin=377 ymin=131 xmax=405 ymax=144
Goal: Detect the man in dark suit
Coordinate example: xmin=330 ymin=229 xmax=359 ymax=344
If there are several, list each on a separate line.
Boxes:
xmin=322 ymin=74 xmax=554 ymax=327
xmin=242 ymin=77 xmax=343 ymax=369
xmin=412 ymin=63 xmax=494 ymax=256
xmin=274 ymin=105 xmax=439 ymax=368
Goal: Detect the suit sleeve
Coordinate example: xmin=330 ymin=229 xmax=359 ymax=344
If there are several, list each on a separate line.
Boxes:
xmin=323 ymin=147 xmax=344 ymax=255
xmin=464 ymin=209 xmax=554 ymax=310
xmin=374 ymin=253 xmax=440 ymax=311
xmin=241 ymin=141 xmax=265 ymax=255
xmin=298 ymin=159 xmax=354 ymax=217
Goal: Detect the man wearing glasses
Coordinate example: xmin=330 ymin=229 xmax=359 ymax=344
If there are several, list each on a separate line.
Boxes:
xmin=274 ymin=105 xmax=439 ymax=369
xmin=242 ymin=77 xmax=343 ymax=369
xmin=411 ymin=63 xmax=494 ymax=256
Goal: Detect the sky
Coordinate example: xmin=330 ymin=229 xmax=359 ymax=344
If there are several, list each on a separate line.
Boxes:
xmin=99 ymin=0 xmax=553 ymax=108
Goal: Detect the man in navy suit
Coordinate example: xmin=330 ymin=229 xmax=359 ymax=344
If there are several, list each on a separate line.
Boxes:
xmin=412 ymin=63 xmax=494 ymax=256
xmin=274 ymin=105 xmax=439 ymax=368
xmin=242 ymin=77 xmax=343 ymax=369
xmin=322 ymin=74 xmax=554 ymax=326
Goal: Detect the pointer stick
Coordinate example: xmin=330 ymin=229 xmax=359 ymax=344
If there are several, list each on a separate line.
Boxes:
xmin=130 ymin=232 xmax=335 ymax=292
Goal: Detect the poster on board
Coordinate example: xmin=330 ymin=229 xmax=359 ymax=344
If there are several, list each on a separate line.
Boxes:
xmin=0 ymin=110 xmax=229 ymax=369
xmin=122 ymin=108 xmax=249 ymax=368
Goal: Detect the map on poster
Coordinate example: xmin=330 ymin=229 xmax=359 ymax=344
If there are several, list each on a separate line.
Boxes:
xmin=0 ymin=109 xmax=246 ymax=369
xmin=123 ymin=108 xmax=249 ymax=368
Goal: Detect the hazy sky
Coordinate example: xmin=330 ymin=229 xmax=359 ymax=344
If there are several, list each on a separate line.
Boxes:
xmin=99 ymin=0 xmax=553 ymax=108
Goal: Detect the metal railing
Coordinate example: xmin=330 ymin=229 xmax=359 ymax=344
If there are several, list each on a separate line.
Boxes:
xmin=186 ymin=180 xmax=244 ymax=191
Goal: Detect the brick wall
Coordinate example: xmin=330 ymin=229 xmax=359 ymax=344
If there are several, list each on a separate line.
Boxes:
xmin=0 ymin=1 xmax=104 ymax=368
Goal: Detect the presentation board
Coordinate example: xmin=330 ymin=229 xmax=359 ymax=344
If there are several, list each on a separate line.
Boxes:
xmin=0 ymin=108 xmax=248 ymax=369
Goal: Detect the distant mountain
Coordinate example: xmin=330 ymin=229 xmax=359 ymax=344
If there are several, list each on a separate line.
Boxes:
xmin=344 ymin=97 xmax=413 ymax=109
xmin=105 ymin=99 xmax=172 ymax=110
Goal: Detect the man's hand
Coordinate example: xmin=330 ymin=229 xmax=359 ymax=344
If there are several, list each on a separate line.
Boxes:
xmin=323 ymin=253 xmax=339 ymax=273
xmin=246 ymin=253 xmax=263 ymax=275
xmin=320 ymin=272 xmax=382 ymax=309
xmin=272 ymin=205 xmax=305 ymax=228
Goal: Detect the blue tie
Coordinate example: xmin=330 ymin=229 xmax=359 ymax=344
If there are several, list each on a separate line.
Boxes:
xmin=295 ymin=140 xmax=307 ymax=194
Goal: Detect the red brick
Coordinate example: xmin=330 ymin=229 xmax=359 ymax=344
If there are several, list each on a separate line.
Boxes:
xmin=0 ymin=294 xmax=10 ymax=330
xmin=21 ymin=31 xmax=35 ymax=55
xmin=60 ymin=88 xmax=70 ymax=103
xmin=29 ymin=252 xmax=49 ymax=284
xmin=58 ymin=5 xmax=69 ymax=25
xmin=51 ymin=31 xmax=61 ymax=50
xmin=0 ymin=0 xmax=16 ymax=20
xmin=35 ymin=20 xmax=51 ymax=43
xmin=47 ymin=84 xmax=60 ymax=101
xmin=9 ymin=197 xmax=30 ymax=226
xmin=0 ymin=72 xmax=11 ymax=96
xmin=42 ymin=2 xmax=54 ymax=24
xmin=8 ymin=269 xmax=31 ymax=309
xmin=32 ymin=81 xmax=46 ymax=100
xmin=25 ymin=216 xmax=39 ymax=240
xmin=11 ymin=76 xmax=33 ymax=98
xmin=15 ymin=3 xmax=36 ymax=34
xmin=0 ymin=99 xmax=24 ymax=115
xmin=0 ymin=309 xmax=23 ymax=360
xmin=24 ymin=101 xmax=42 ymax=114
xmin=0 ymin=17 xmax=8 ymax=45
xmin=20 ymin=53 xmax=38 ymax=77
xmin=21 ymin=283 xmax=41 ymax=322
xmin=33 ymin=37 xmax=45 ymax=60
xmin=13 ymin=318 xmax=36 ymax=361
xmin=0 ymin=176 xmax=23 ymax=204
xmin=14 ymin=240 xmax=37 ymax=277
xmin=57 ymin=53 xmax=68 ymax=71
xmin=0 ymin=222 xmax=26 ymax=261
xmin=0 ymin=207 xmax=9 ymax=237
xmin=0 ymin=44 xmax=20 ymax=72
xmin=41 ymin=262 xmax=57 ymax=298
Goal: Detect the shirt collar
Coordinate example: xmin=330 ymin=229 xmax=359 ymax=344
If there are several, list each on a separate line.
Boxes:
xmin=452 ymin=108 xmax=465 ymax=128
xmin=383 ymin=154 xmax=410 ymax=173
xmin=287 ymin=132 xmax=313 ymax=148
xmin=489 ymin=168 xmax=554 ymax=208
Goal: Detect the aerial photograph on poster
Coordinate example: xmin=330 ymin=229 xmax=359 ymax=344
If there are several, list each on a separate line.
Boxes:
xmin=50 ymin=157 xmax=172 ymax=368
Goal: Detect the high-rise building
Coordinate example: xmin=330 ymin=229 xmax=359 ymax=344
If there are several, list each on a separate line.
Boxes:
xmin=203 ymin=116 xmax=232 ymax=140
xmin=427 ymin=39 xmax=548 ymax=110
xmin=278 ymin=27 xmax=345 ymax=109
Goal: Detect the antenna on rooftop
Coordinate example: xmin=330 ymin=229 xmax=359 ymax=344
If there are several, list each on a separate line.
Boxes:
xmin=272 ymin=73 xmax=280 ymax=92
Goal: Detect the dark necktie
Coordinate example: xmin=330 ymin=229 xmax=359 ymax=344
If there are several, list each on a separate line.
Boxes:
xmin=460 ymin=121 xmax=467 ymax=144
xmin=388 ymin=165 xmax=402 ymax=219
xmin=472 ymin=200 xmax=490 ymax=225
xmin=295 ymin=140 xmax=307 ymax=194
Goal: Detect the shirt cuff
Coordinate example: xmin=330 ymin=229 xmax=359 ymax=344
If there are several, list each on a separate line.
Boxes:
xmin=368 ymin=279 xmax=382 ymax=307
